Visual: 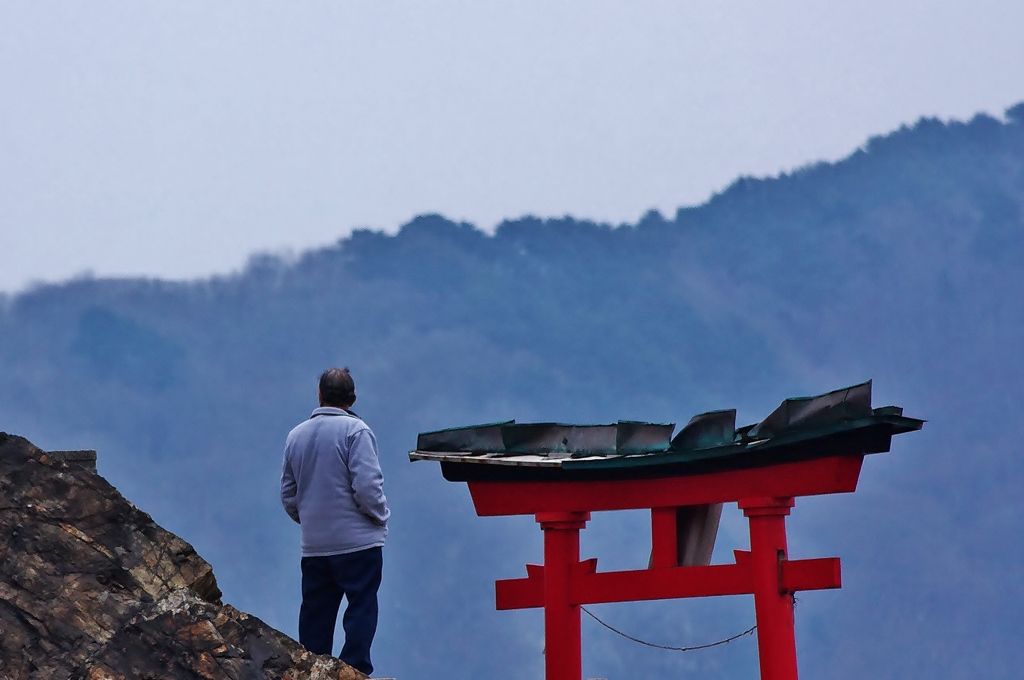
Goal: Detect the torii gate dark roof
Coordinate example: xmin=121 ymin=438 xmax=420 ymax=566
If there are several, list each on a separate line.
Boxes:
xmin=409 ymin=381 xmax=923 ymax=482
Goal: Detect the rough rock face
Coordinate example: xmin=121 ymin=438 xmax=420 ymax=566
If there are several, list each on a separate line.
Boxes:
xmin=0 ymin=433 xmax=368 ymax=680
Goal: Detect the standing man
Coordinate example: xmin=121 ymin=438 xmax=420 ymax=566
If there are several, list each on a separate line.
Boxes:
xmin=281 ymin=367 xmax=390 ymax=676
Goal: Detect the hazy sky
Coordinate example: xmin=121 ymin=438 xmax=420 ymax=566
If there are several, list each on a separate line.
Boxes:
xmin=2 ymin=1 xmax=1022 ymax=292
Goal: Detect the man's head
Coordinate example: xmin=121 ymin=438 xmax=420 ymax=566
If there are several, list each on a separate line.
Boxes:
xmin=318 ymin=367 xmax=356 ymax=409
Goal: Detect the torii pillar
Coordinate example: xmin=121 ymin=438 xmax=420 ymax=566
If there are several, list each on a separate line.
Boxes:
xmin=741 ymin=496 xmax=798 ymax=680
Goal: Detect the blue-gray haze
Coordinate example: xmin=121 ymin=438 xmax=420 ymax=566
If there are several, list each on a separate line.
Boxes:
xmin=2 ymin=105 xmax=1023 ymax=679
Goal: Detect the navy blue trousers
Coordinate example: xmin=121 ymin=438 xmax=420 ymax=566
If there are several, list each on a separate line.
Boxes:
xmin=299 ymin=547 xmax=382 ymax=676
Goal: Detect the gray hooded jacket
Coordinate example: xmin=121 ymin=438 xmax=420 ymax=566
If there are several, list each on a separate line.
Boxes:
xmin=281 ymin=407 xmax=390 ymax=556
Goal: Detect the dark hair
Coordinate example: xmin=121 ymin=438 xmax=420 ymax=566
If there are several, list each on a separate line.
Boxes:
xmin=319 ymin=367 xmax=356 ymax=408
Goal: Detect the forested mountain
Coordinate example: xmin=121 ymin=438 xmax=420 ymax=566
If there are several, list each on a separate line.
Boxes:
xmin=3 ymin=102 xmax=1023 ymax=680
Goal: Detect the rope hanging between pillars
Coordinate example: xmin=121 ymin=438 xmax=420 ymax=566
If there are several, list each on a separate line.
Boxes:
xmin=580 ymin=606 xmax=757 ymax=652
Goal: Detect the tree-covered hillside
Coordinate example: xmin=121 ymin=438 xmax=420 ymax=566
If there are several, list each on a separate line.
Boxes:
xmin=3 ymin=102 xmax=1023 ymax=680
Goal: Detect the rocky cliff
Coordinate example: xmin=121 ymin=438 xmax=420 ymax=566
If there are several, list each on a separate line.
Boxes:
xmin=0 ymin=432 xmax=367 ymax=680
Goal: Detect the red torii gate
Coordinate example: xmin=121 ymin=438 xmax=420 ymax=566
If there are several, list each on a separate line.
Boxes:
xmin=411 ymin=383 xmax=922 ymax=680
xmin=474 ymin=455 xmax=856 ymax=680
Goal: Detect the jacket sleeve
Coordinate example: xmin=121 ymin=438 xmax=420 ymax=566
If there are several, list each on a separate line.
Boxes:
xmin=347 ymin=428 xmax=390 ymax=526
xmin=280 ymin=450 xmax=300 ymax=524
